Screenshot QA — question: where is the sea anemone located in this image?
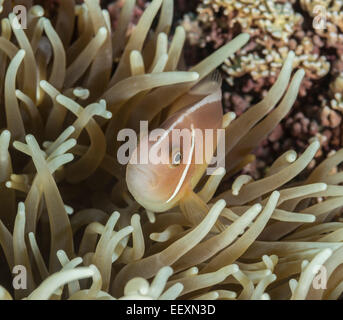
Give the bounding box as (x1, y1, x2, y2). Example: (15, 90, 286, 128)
(0, 0, 342, 301)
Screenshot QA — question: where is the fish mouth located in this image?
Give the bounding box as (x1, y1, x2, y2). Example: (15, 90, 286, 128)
(127, 164, 159, 190)
(126, 163, 166, 210)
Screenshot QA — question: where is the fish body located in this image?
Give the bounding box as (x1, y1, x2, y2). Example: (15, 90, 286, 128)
(126, 76, 223, 213)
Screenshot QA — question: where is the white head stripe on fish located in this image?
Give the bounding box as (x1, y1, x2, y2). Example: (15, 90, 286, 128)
(166, 124, 196, 203)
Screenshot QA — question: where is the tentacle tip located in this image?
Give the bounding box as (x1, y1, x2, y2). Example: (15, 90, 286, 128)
(18, 201, 25, 213)
(176, 25, 185, 32)
(216, 167, 226, 176)
(39, 80, 48, 88)
(131, 50, 140, 56)
(310, 139, 320, 150)
(132, 213, 140, 221)
(112, 211, 121, 219)
(286, 152, 297, 162)
(25, 134, 35, 143)
(98, 27, 108, 37)
(255, 203, 263, 211)
(229, 112, 236, 119)
(163, 266, 173, 275)
(31, 5, 45, 15)
(271, 190, 280, 199)
(56, 249, 65, 256)
(65, 126, 76, 136)
(99, 99, 107, 106)
(240, 33, 250, 43)
(1, 129, 11, 139)
(217, 199, 227, 208)
(230, 264, 239, 273)
(17, 49, 26, 59)
(104, 111, 112, 119)
(308, 215, 316, 223)
(65, 205, 74, 215)
(287, 50, 295, 59)
(321, 183, 328, 191)
(149, 233, 156, 241)
(190, 72, 200, 81)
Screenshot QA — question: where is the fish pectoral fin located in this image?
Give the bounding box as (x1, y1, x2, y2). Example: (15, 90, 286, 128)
(190, 70, 223, 96)
(180, 190, 225, 232)
(180, 190, 207, 226)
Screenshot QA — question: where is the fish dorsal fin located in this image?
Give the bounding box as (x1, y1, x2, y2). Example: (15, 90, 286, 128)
(190, 70, 222, 96)
(165, 70, 222, 120)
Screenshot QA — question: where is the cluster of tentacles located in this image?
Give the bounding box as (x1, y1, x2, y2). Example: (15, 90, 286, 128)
(0, 0, 342, 300)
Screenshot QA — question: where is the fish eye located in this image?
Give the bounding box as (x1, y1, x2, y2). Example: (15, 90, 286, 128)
(170, 150, 182, 167)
